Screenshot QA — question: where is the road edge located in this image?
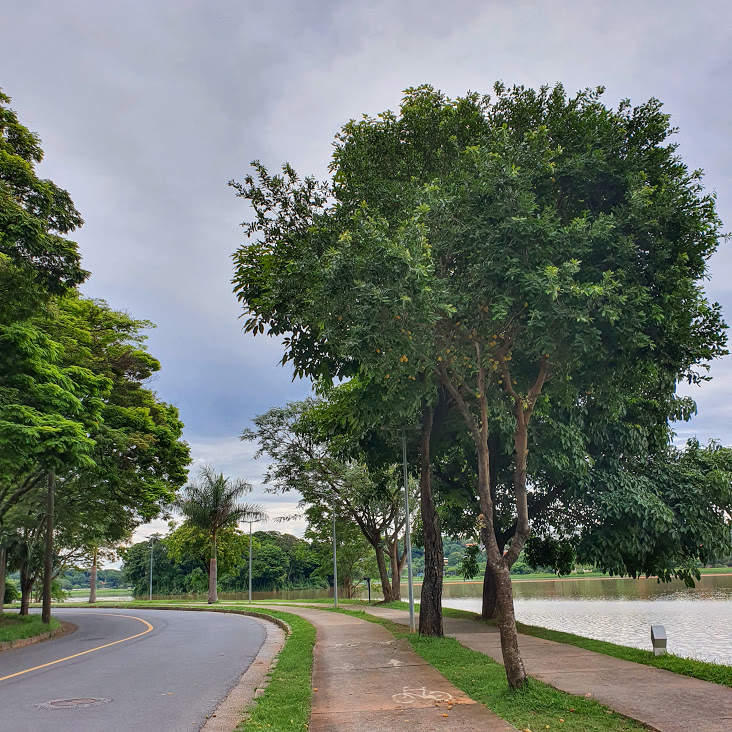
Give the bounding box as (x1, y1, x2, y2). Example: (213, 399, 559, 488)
(202, 614, 287, 731)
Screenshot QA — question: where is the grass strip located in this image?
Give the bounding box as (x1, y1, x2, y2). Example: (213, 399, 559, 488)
(229, 608, 315, 732)
(280, 598, 731, 687)
(0, 614, 61, 643)
(514, 621, 732, 688)
(327, 607, 645, 732)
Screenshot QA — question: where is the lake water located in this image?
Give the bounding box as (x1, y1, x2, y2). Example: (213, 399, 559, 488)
(423, 574, 732, 665)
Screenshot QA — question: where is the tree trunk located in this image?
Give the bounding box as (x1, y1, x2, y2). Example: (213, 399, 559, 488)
(208, 530, 218, 603)
(375, 544, 396, 602)
(89, 546, 97, 603)
(42, 471, 54, 625)
(418, 408, 443, 637)
(19, 565, 32, 616)
(477, 437, 526, 689)
(0, 546, 6, 616)
(490, 558, 527, 689)
(388, 536, 403, 601)
(481, 566, 498, 619)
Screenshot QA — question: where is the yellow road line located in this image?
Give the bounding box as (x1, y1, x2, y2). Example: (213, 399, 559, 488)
(0, 612, 154, 683)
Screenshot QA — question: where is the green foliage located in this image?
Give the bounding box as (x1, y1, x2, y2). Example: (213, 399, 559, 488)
(0, 89, 87, 295)
(177, 466, 265, 537)
(525, 535, 577, 575)
(166, 523, 248, 578)
(4, 578, 19, 603)
(459, 544, 481, 580)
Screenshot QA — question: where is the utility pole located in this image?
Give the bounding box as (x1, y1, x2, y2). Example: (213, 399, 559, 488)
(332, 508, 338, 608)
(149, 535, 155, 601)
(402, 429, 415, 632)
(248, 520, 253, 604)
(42, 471, 55, 625)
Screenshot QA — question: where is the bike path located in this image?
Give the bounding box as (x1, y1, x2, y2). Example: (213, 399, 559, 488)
(258, 604, 516, 732)
(351, 604, 732, 732)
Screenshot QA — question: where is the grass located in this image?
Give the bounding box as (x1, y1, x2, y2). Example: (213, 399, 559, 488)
(66, 588, 133, 597)
(515, 621, 732, 688)
(329, 607, 645, 732)
(230, 608, 315, 732)
(0, 613, 61, 643)
(265, 598, 732, 687)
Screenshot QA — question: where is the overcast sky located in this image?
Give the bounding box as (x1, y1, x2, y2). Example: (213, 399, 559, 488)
(2, 1, 731, 553)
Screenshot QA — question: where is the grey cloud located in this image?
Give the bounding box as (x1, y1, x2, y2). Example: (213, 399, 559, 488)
(2, 0, 731, 546)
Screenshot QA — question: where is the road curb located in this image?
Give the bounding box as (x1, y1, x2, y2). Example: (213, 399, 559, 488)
(202, 614, 287, 731)
(0, 620, 76, 652)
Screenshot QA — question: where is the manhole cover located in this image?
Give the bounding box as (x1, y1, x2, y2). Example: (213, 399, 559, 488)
(37, 697, 111, 709)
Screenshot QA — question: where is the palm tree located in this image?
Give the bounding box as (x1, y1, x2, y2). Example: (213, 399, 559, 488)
(177, 465, 267, 603)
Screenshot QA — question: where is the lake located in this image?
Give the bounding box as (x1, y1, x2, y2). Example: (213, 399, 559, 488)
(418, 573, 732, 665)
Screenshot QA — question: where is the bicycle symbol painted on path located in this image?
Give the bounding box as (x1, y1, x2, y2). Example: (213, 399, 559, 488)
(392, 687, 453, 704)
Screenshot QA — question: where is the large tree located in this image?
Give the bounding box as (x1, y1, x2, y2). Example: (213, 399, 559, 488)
(232, 84, 727, 688)
(242, 397, 413, 601)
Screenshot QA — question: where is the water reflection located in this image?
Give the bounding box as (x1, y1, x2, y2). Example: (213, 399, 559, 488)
(425, 574, 732, 665)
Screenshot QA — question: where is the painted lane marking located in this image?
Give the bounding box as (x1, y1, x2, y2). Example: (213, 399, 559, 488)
(0, 613, 154, 683)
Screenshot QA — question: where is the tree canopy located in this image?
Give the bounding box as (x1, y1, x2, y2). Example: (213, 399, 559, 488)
(232, 82, 729, 688)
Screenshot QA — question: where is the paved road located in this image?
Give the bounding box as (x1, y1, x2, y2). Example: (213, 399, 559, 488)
(0, 608, 265, 732)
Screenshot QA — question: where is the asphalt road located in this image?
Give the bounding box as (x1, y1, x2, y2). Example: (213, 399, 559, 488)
(0, 608, 266, 732)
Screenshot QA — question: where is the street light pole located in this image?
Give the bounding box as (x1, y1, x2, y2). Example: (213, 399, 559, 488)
(332, 508, 338, 608)
(149, 536, 155, 601)
(402, 429, 416, 632)
(248, 520, 253, 604)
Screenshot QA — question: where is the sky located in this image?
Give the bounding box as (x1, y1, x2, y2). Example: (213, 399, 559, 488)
(2, 1, 731, 555)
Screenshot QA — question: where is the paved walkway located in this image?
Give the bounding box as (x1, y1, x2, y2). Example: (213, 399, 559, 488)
(352, 605, 732, 732)
(259, 605, 515, 732)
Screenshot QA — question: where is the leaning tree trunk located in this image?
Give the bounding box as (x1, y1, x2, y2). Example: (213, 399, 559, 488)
(208, 529, 218, 603)
(375, 544, 397, 602)
(89, 546, 98, 603)
(418, 408, 443, 637)
(42, 471, 54, 624)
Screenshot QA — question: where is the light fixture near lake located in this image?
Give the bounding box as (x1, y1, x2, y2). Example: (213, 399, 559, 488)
(651, 625, 667, 656)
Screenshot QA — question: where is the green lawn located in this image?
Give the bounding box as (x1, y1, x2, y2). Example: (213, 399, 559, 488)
(0, 614, 61, 643)
(66, 588, 133, 597)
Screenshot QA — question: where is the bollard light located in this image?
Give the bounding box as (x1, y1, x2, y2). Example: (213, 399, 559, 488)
(651, 625, 667, 656)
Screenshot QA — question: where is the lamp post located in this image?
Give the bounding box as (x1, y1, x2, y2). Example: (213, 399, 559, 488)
(401, 429, 416, 633)
(148, 535, 156, 601)
(248, 520, 253, 604)
(332, 508, 338, 608)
